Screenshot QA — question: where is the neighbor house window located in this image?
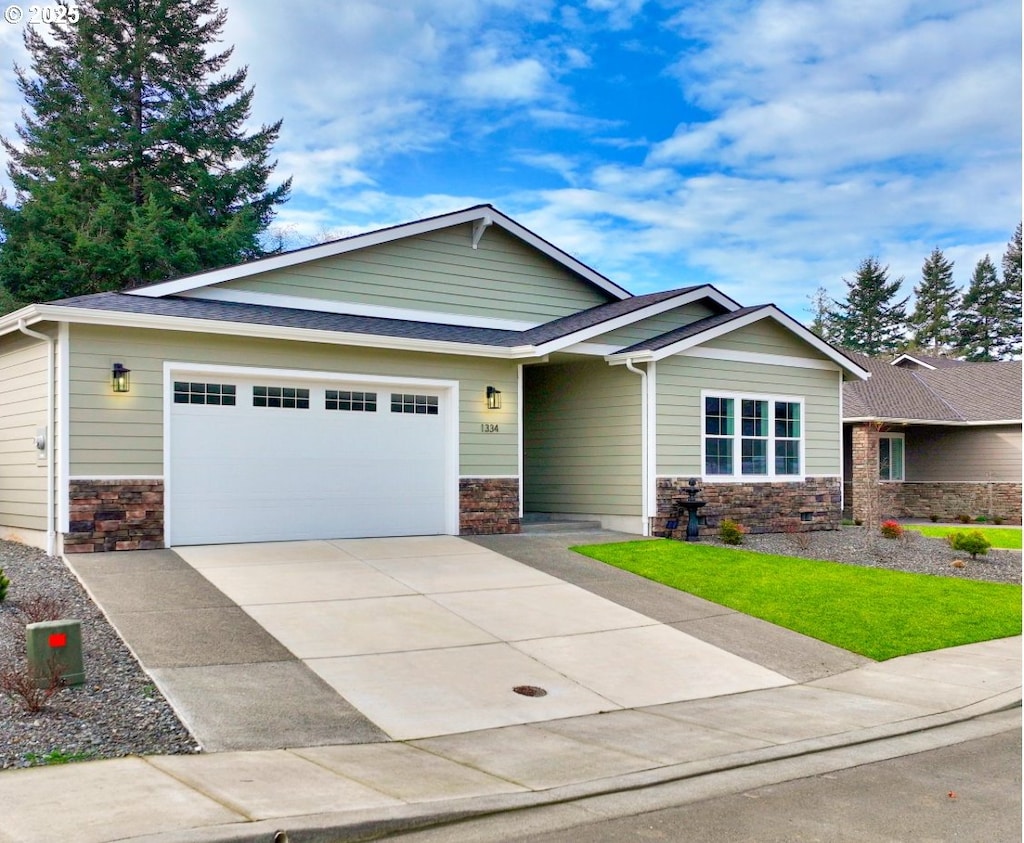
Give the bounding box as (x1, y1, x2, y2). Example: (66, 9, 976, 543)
(878, 433, 905, 481)
(703, 392, 804, 479)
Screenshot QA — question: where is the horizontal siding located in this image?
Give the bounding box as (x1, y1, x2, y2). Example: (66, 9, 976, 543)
(597, 301, 718, 346)
(0, 333, 49, 529)
(907, 424, 1022, 483)
(657, 356, 842, 477)
(702, 318, 825, 358)
(218, 225, 612, 322)
(524, 360, 641, 515)
(68, 325, 518, 477)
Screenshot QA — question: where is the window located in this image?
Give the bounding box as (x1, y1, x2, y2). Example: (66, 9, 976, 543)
(253, 385, 310, 409)
(879, 433, 904, 481)
(703, 392, 803, 479)
(174, 381, 236, 406)
(326, 390, 377, 412)
(391, 393, 438, 415)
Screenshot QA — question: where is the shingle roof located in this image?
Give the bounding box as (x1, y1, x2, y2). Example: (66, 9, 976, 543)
(50, 286, 717, 350)
(844, 351, 1022, 422)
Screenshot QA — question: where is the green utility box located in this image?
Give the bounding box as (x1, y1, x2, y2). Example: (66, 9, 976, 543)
(26, 620, 85, 688)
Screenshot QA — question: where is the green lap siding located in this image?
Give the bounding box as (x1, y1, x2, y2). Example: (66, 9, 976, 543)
(657, 355, 843, 477)
(217, 225, 613, 323)
(524, 360, 642, 516)
(67, 325, 518, 477)
(0, 332, 50, 530)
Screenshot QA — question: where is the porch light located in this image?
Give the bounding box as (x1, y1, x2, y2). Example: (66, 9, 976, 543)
(486, 385, 501, 410)
(111, 363, 131, 393)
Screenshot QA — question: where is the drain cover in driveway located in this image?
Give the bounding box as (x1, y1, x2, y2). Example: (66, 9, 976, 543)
(513, 685, 548, 697)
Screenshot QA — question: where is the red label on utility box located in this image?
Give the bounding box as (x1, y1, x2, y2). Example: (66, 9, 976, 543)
(48, 633, 68, 648)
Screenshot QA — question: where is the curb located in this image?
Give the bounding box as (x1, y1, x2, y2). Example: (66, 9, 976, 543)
(122, 688, 1021, 843)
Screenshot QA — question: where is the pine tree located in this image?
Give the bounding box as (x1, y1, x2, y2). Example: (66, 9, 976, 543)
(957, 254, 1020, 361)
(829, 257, 909, 356)
(0, 0, 290, 303)
(908, 248, 959, 354)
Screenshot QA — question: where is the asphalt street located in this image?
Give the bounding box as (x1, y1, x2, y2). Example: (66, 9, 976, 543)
(387, 713, 1021, 843)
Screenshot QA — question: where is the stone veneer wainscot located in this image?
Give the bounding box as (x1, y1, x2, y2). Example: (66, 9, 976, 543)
(66, 479, 165, 553)
(459, 478, 521, 535)
(658, 477, 841, 534)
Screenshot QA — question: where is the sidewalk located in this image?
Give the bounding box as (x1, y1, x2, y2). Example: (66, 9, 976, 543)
(0, 635, 1018, 843)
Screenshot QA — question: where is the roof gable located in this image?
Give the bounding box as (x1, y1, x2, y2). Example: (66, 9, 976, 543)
(128, 206, 630, 312)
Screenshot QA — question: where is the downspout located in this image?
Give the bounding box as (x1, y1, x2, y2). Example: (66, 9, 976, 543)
(17, 320, 56, 556)
(624, 359, 651, 536)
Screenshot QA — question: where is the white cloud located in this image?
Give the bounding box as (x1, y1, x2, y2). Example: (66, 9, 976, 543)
(457, 48, 552, 102)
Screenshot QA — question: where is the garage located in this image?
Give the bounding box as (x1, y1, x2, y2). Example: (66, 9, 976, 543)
(167, 369, 454, 545)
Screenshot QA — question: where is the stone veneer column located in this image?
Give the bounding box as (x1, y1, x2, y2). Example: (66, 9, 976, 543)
(459, 478, 521, 535)
(850, 423, 880, 526)
(65, 479, 164, 552)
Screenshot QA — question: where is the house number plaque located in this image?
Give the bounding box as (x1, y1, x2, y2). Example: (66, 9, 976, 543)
(480, 423, 500, 433)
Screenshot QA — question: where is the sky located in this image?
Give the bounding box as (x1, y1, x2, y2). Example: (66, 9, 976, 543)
(0, 0, 1020, 323)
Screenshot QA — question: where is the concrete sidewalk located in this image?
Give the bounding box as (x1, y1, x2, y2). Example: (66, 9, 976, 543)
(0, 637, 1018, 843)
(0, 530, 1019, 842)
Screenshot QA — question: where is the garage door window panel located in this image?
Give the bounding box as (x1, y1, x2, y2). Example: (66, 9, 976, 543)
(173, 381, 237, 406)
(253, 385, 310, 409)
(326, 390, 377, 412)
(391, 393, 439, 415)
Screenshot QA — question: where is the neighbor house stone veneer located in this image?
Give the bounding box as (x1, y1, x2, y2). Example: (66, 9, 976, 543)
(657, 476, 841, 534)
(65, 479, 165, 552)
(459, 478, 521, 535)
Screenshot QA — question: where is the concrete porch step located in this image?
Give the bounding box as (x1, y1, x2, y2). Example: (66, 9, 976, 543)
(521, 515, 603, 534)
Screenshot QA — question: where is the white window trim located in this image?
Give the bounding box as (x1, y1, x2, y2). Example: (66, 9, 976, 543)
(878, 432, 906, 482)
(700, 389, 806, 482)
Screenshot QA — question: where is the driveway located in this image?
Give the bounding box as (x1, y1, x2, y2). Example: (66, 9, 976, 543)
(73, 535, 797, 750)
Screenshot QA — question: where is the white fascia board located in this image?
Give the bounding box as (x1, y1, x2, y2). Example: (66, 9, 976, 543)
(608, 306, 871, 380)
(126, 205, 631, 302)
(181, 287, 541, 331)
(22, 305, 522, 359)
(843, 416, 1022, 426)
(531, 285, 737, 357)
(0, 304, 45, 338)
(891, 353, 937, 370)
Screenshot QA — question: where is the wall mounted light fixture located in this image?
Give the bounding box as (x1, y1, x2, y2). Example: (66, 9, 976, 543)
(486, 385, 501, 410)
(111, 363, 131, 393)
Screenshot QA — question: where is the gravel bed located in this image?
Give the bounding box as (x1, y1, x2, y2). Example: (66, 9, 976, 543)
(735, 526, 1021, 585)
(0, 540, 198, 769)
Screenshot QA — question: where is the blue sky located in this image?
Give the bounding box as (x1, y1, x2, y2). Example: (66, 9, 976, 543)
(0, 0, 1020, 322)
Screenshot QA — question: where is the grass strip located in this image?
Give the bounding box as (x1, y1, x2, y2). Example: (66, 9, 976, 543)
(572, 540, 1021, 661)
(904, 525, 1022, 549)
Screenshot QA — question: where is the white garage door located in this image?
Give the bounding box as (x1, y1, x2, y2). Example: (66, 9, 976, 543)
(168, 373, 450, 545)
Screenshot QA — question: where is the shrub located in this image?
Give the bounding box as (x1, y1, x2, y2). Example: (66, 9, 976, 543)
(975, 515, 988, 523)
(947, 530, 992, 559)
(957, 513, 971, 524)
(0, 568, 8, 603)
(718, 518, 747, 545)
(0, 656, 65, 713)
(879, 519, 904, 539)
(929, 514, 939, 523)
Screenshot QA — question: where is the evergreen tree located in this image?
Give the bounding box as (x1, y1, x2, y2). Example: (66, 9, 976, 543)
(0, 0, 290, 303)
(957, 254, 1020, 361)
(829, 257, 909, 356)
(1003, 223, 1022, 291)
(807, 286, 839, 342)
(908, 247, 959, 354)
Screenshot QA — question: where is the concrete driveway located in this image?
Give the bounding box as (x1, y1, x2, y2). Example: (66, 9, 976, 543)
(169, 536, 792, 742)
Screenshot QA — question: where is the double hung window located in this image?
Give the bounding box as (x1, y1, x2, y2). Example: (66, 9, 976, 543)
(878, 433, 905, 481)
(703, 392, 803, 479)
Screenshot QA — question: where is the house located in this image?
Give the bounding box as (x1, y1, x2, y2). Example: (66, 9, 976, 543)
(842, 351, 1022, 524)
(0, 205, 869, 554)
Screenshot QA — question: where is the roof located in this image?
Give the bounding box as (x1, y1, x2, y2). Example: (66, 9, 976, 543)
(843, 351, 1022, 423)
(125, 204, 632, 302)
(890, 353, 969, 370)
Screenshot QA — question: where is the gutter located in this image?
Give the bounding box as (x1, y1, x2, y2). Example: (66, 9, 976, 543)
(17, 319, 56, 556)
(624, 358, 652, 537)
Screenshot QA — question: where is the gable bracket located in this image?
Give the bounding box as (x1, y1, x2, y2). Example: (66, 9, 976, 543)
(472, 215, 493, 249)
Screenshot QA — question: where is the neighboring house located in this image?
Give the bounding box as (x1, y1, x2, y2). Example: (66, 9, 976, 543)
(842, 351, 1023, 525)
(0, 205, 869, 554)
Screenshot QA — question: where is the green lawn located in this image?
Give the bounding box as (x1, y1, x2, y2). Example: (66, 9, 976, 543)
(572, 540, 1022, 661)
(905, 525, 1022, 550)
